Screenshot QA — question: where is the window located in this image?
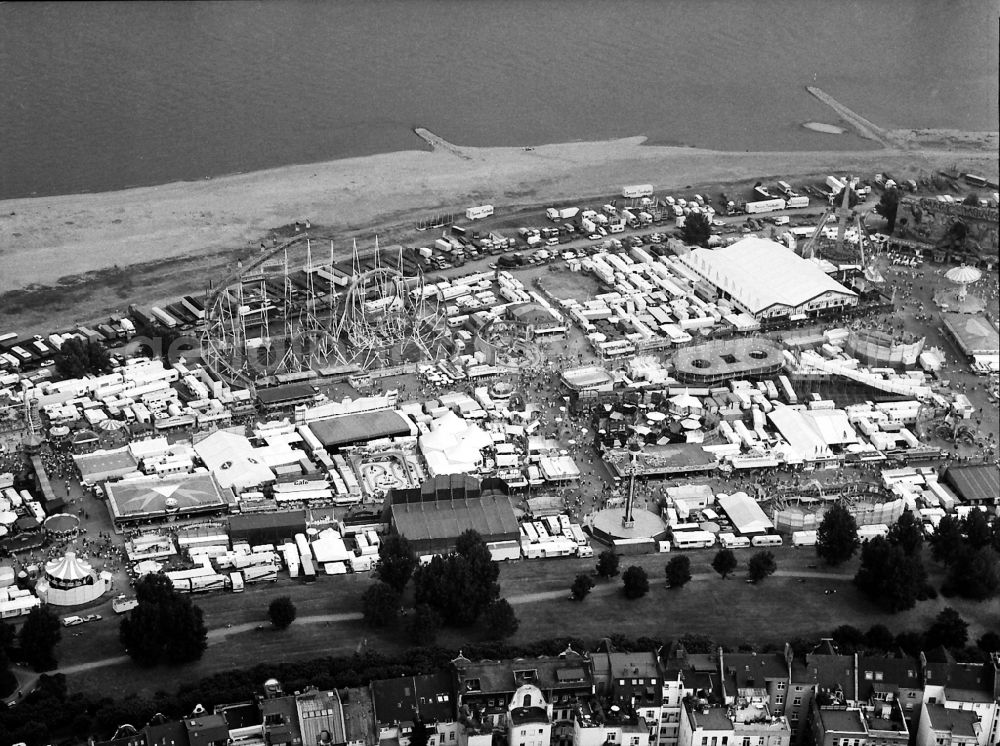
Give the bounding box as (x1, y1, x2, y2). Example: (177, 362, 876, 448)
(907, 692, 915, 698)
(865, 672, 873, 681)
(791, 714, 799, 723)
(450, 734, 455, 742)
(793, 698, 801, 706)
(520, 731, 526, 736)
(777, 682, 786, 691)
(776, 696, 784, 706)
(620, 680, 627, 686)
(874, 672, 883, 682)
(702, 738, 708, 745)
(743, 738, 751, 746)
(634, 679, 640, 685)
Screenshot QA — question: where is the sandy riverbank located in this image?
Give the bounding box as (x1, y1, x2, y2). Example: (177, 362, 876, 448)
(3, 133, 998, 294)
(0, 130, 996, 339)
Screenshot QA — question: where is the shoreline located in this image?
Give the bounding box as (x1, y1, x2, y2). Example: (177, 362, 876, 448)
(0, 128, 997, 335)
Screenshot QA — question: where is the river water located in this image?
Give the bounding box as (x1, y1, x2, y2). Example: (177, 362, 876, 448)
(0, 0, 996, 199)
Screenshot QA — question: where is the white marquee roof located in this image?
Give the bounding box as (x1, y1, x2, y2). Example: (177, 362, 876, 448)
(681, 237, 856, 315)
(45, 552, 95, 583)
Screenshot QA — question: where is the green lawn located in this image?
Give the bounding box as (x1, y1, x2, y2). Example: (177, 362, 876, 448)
(59, 545, 1000, 699)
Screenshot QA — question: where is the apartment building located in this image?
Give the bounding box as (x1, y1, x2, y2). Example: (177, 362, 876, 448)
(917, 705, 982, 746)
(920, 651, 1000, 746)
(593, 650, 663, 745)
(660, 645, 718, 746)
(452, 647, 596, 735)
(678, 695, 791, 746)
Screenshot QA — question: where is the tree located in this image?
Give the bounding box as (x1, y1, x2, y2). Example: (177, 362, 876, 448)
(854, 537, 926, 612)
(747, 551, 777, 582)
(19, 606, 61, 672)
(887, 511, 923, 556)
(53, 337, 111, 379)
(977, 631, 1000, 653)
(406, 604, 442, 646)
(268, 596, 297, 630)
(596, 550, 620, 578)
(412, 530, 500, 627)
(362, 582, 400, 628)
(963, 510, 992, 550)
(894, 630, 925, 657)
(0, 619, 15, 671)
(864, 624, 895, 652)
(410, 716, 430, 746)
(991, 519, 1000, 553)
(962, 192, 980, 206)
(622, 566, 650, 599)
(816, 503, 859, 566)
(943, 547, 1000, 600)
(831, 187, 861, 209)
(711, 549, 737, 579)
(831, 625, 865, 653)
(877, 187, 900, 232)
(373, 534, 418, 593)
(120, 575, 207, 666)
(681, 211, 711, 248)
(930, 515, 965, 565)
(570, 573, 595, 601)
(924, 607, 969, 650)
(482, 598, 519, 638)
(665, 555, 692, 588)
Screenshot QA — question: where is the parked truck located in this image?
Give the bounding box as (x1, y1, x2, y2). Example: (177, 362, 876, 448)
(786, 195, 809, 209)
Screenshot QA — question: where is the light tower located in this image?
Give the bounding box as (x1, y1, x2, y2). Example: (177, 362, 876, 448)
(622, 439, 643, 529)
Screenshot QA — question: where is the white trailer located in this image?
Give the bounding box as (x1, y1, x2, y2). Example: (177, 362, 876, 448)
(150, 307, 179, 328)
(786, 196, 809, 208)
(242, 564, 278, 583)
(622, 184, 654, 199)
(857, 524, 890, 542)
(718, 532, 751, 549)
(671, 530, 716, 549)
(465, 204, 494, 220)
(791, 530, 818, 547)
(745, 198, 787, 214)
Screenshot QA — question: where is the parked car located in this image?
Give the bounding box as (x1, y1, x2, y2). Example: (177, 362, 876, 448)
(62, 616, 84, 627)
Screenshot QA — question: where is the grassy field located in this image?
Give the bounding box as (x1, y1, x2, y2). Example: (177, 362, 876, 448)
(56, 544, 1000, 700)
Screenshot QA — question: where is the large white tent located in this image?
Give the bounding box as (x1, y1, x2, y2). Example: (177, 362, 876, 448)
(193, 430, 278, 491)
(717, 492, 774, 535)
(680, 237, 857, 319)
(419, 411, 492, 477)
